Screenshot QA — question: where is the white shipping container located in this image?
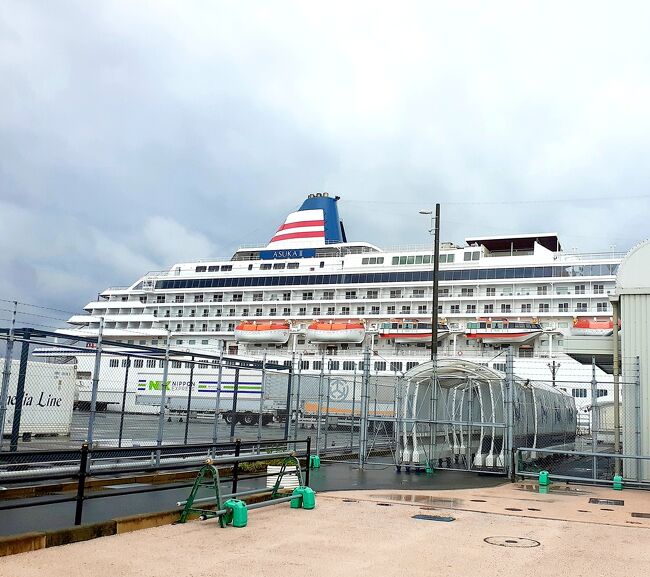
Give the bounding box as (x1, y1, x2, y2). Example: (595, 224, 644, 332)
(1, 359, 75, 436)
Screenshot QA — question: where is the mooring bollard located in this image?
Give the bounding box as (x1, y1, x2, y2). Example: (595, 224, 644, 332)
(538, 470, 550, 487)
(613, 475, 623, 491)
(309, 455, 321, 469)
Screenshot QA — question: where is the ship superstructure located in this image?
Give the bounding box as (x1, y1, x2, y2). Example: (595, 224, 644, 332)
(60, 193, 622, 406)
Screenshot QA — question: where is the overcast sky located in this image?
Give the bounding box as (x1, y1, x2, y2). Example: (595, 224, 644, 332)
(1, 1, 650, 324)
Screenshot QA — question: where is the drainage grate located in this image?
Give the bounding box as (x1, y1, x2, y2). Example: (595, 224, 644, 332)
(589, 498, 624, 506)
(484, 536, 540, 548)
(376, 503, 392, 507)
(505, 507, 523, 511)
(342, 499, 358, 503)
(412, 514, 455, 522)
(470, 499, 486, 502)
(631, 512, 650, 518)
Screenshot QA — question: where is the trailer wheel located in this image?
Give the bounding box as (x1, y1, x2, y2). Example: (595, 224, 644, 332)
(223, 412, 235, 425)
(240, 413, 257, 426)
(262, 415, 274, 426)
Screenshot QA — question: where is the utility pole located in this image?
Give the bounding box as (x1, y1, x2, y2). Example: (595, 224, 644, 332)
(0, 301, 17, 451)
(547, 360, 561, 388)
(419, 203, 441, 361)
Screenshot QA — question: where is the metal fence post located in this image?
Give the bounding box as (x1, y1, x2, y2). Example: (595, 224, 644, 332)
(211, 351, 224, 452)
(293, 354, 302, 444)
(350, 367, 357, 451)
(323, 362, 332, 452)
(305, 436, 312, 487)
(87, 318, 104, 447)
(0, 301, 17, 451)
(257, 354, 267, 452)
(283, 361, 293, 441)
(232, 438, 241, 494)
(10, 329, 31, 452)
(590, 356, 598, 481)
(155, 330, 171, 467)
(359, 345, 370, 467)
(74, 443, 89, 525)
(315, 353, 324, 457)
(118, 355, 130, 448)
(635, 356, 641, 481)
(183, 355, 195, 444)
(229, 368, 240, 442)
(505, 346, 515, 479)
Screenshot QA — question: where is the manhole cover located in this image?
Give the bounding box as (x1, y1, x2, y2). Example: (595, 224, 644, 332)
(484, 536, 540, 548)
(412, 514, 455, 522)
(589, 498, 624, 506)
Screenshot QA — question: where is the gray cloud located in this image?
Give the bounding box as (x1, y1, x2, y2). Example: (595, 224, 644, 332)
(1, 1, 649, 320)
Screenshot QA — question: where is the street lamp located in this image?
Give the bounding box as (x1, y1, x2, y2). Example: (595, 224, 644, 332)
(419, 204, 441, 362)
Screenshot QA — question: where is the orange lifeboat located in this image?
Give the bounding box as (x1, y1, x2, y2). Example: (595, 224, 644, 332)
(571, 317, 616, 336)
(306, 320, 365, 343)
(234, 321, 290, 343)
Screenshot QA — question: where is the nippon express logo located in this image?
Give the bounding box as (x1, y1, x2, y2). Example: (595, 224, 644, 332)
(137, 379, 168, 391)
(137, 380, 194, 392)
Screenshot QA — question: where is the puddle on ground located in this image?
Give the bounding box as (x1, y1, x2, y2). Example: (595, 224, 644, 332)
(517, 483, 589, 495)
(374, 494, 462, 508)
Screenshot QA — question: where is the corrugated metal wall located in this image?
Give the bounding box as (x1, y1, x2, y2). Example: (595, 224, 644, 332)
(621, 293, 649, 480)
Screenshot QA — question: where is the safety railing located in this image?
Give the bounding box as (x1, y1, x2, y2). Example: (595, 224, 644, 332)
(0, 437, 311, 526)
(515, 447, 650, 488)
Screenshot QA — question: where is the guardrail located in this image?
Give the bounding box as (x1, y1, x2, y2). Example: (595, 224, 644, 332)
(515, 446, 650, 487)
(0, 437, 312, 526)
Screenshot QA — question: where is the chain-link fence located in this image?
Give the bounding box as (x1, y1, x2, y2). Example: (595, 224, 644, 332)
(0, 329, 292, 462)
(2, 327, 647, 487)
(517, 355, 647, 485)
(287, 360, 400, 464)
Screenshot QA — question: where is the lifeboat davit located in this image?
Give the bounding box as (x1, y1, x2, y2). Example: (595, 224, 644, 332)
(306, 320, 366, 343)
(465, 319, 543, 344)
(234, 321, 290, 343)
(571, 317, 616, 336)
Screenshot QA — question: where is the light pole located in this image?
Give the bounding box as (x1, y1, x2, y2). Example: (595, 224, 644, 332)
(419, 204, 441, 362)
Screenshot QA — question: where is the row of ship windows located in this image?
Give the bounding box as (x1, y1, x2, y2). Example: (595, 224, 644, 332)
(106, 357, 609, 383)
(108, 301, 611, 320)
(123, 284, 611, 304)
(195, 253, 468, 273)
(158, 264, 619, 290)
(95, 302, 610, 332)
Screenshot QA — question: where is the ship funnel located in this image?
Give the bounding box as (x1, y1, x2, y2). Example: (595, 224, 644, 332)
(266, 193, 343, 249)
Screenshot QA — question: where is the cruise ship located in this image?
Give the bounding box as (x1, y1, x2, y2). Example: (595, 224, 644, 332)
(58, 193, 620, 408)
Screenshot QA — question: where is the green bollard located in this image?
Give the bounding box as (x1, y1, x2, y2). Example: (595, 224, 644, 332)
(539, 470, 550, 487)
(223, 499, 248, 528)
(613, 475, 623, 491)
(291, 486, 306, 508)
(301, 487, 316, 510)
(309, 455, 321, 469)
